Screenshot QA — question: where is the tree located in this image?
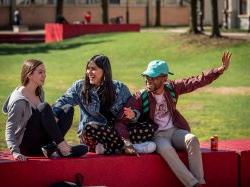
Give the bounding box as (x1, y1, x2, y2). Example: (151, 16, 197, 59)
(189, 0, 200, 33)
(56, 0, 64, 18)
(101, 0, 109, 24)
(198, 0, 204, 32)
(126, 0, 130, 24)
(155, 0, 161, 26)
(222, 0, 229, 29)
(210, 0, 221, 37)
(178, 0, 184, 6)
(146, 0, 150, 27)
(9, 0, 16, 26)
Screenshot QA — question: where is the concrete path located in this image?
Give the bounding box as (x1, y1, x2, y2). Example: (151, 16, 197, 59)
(142, 27, 250, 41)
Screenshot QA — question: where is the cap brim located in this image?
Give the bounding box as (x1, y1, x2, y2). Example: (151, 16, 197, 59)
(141, 70, 159, 78)
(142, 71, 174, 77)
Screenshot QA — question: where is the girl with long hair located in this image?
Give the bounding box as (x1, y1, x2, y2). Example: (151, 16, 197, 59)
(53, 55, 156, 155)
(3, 59, 87, 161)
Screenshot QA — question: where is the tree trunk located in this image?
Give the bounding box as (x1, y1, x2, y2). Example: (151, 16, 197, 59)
(223, 0, 229, 29)
(56, 0, 64, 18)
(9, 0, 16, 26)
(155, 0, 161, 26)
(198, 0, 204, 32)
(178, 0, 184, 6)
(126, 0, 129, 24)
(101, 0, 109, 24)
(189, 0, 200, 34)
(211, 0, 221, 37)
(146, 0, 150, 27)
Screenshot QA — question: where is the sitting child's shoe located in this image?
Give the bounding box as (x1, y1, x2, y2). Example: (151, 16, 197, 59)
(123, 139, 137, 155)
(95, 143, 105, 154)
(41, 143, 58, 158)
(58, 144, 88, 158)
(133, 141, 156, 153)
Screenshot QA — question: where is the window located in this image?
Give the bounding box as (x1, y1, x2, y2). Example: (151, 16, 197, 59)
(110, 0, 120, 4)
(240, 0, 247, 15)
(0, 0, 10, 5)
(85, 0, 99, 4)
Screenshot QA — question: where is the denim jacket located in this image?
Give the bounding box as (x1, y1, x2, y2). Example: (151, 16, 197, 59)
(52, 80, 132, 134)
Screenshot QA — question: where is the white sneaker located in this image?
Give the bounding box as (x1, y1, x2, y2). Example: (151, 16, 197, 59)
(95, 143, 105, 154)
(133, 141, 156, 153)
(50, 151, 60, 158)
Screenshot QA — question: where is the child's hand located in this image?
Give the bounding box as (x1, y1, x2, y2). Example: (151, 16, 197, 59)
(13, 153, 27, 161)
(123, 107, 135, 120)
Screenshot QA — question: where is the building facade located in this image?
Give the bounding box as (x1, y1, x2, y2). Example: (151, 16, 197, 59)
(0, 0, 249, 30)
(0, 0, 190, 28)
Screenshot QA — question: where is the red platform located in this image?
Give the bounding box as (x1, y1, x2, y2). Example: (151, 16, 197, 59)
(0, 33, 44, 44)
(0, 149, 238, 187)
(241, 151, 250, 187)
(201, 139, 250, 187)
(45, 23, 140, 43)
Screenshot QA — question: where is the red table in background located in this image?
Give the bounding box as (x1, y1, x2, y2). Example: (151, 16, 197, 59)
(45, 23, 140, 43)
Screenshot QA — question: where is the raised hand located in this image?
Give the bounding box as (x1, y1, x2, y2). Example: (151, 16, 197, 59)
(218, 51, 232, 73)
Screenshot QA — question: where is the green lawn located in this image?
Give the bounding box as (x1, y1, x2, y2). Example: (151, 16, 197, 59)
(0, 31, 250, 150)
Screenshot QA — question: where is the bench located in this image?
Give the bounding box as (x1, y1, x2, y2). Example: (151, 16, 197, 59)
(12, 25, 29, 33)
(0, 148, 239, 187)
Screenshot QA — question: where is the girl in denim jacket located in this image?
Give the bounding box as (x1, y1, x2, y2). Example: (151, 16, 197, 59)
(53, 55, 156, 154)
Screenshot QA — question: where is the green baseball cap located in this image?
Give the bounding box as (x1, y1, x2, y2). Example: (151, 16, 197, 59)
(142, 60, 174, 78)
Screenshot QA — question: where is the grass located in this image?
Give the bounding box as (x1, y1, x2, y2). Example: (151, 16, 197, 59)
(0, 31, 250, 150)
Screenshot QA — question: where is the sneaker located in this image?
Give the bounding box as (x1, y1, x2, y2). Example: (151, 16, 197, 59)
(123, 139, 137, 155)
(95, 143, 105, 154)
(133, 141, 156, 153)
(58, 144, 88, 158)
(50, 151, 60, 158)
(41, 143, 58, 158)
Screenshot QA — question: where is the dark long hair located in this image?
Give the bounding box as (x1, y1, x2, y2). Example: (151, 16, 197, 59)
(82, 55, 115, 110)
(21, 59, 43, 96)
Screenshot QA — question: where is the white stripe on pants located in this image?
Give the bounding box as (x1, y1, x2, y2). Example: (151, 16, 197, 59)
(154, 127, 205, 187)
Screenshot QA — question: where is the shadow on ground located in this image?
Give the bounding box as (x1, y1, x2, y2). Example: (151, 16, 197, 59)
(0, 39, 112, 55)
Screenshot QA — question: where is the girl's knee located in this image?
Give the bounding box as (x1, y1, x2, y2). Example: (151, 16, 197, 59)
(37, 102, 50, 112)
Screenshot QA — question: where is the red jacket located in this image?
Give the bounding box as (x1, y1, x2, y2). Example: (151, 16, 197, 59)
(133, 68, 224, 132)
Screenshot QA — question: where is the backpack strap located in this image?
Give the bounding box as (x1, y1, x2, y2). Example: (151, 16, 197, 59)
(164, 83, 177, 103)
(140, 83, 176, 114)
(140, 89, 150, 114)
